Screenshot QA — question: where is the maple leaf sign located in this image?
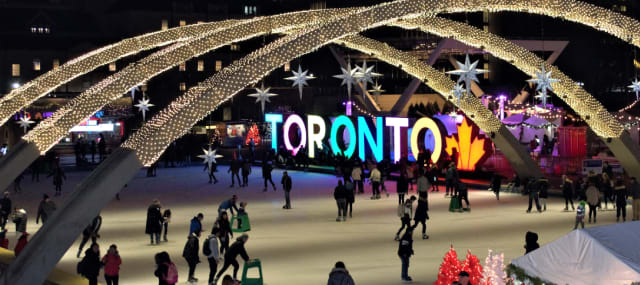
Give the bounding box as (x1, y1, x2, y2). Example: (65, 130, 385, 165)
(445, 118, 492, 171)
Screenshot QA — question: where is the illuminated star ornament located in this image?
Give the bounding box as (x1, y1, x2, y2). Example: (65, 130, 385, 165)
(356, 60, 382, 93)
(130, 84, 142, 102)
(450, 83, 466, 106)
(368, 82, 385, 102)
(198, 146, 222, 170)
(248, 83, 278, 113)
(628, 78, 640, 101)
(16, 116, 34, 133)
(285, 65, 315, 100)
(134, 97, 154, 121)
(333, 61, 359, 99)
(446, 54, 488, 96)
(527, 64, 560, 108)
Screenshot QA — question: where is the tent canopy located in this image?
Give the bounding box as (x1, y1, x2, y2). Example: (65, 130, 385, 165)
(503, 113, 525, 125)
(511, 222, 640, 285)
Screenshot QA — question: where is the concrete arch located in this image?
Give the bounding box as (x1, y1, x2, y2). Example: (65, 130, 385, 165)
(392, 16, 640, 179)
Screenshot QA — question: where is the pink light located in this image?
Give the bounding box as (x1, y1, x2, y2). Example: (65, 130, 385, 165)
(385, 117, 408, 163)
(283, 114, 307, 156)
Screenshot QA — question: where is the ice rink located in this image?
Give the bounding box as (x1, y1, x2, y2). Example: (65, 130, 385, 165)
(8, 165, 624, 284)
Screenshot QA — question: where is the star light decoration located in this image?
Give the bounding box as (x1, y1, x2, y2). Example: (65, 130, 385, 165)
(527, 64, 560, 108)
(198, 146, 222, 170)
(248, 83, 278, 113)
(134, 96, 154, 121)
(355, 60, 382, 93)
(16, 116, 34, 133)
(368, 82, 385, 102)
(333, 61, 359, 99)
(628, 78, 640, 101)
(446, 54, 488, 98)
(130, 84, 142, 102)
(284, 65, 315, 100)
(450, 83, 466, 106)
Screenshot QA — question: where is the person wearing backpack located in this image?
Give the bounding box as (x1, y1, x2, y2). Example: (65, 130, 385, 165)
(79, 243, 102, 285)
(205, 228, 222, 285)
(395, 196, 416, 241)
(101, 244, 122, 285)
(182, 231, 201, 283)
(155, 251, 178, 285)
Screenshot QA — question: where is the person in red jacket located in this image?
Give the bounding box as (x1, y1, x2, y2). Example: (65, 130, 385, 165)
(13, 232, 28, 256)
(101, 244, 122, 285)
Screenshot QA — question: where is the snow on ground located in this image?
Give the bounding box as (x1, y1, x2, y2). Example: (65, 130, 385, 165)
(8, 165, 624, 284)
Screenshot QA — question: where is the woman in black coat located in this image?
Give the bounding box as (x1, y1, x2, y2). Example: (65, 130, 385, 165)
(412, 193, 429, 240)
(212, 212, 233, 255)
(396, 174, 409, 205)
(79, 243, 102, 285)
(146, 200, 163, 244)
(182, 232, 200, 282)
(562, 175, 574, 211)
(397, 227, 414, 282)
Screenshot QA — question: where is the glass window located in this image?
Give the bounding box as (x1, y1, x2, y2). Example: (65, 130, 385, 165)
(33, 59, 40, 71)
(179, 62, 186, 71)
(161, 19, 168, 30)
(215, 60, 222, 71)
(109, 62, 116, 72)
(53, 59, 60, 69)
(179, 20, 186, 27)
(197, 60, 204, 71)
(11, 64, 20, 77)
(483, 63, 489, 79)
(179, 82, 186, 91)
(284, 62, 290, 72)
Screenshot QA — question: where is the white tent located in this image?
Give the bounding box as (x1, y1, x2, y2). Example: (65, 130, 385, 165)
(512, 222, 640, 285)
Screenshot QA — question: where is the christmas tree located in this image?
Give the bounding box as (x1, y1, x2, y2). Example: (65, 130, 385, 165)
(434, 245, 463, 285)
(462, 250, 484, 285)
(480, 249, 507, 285)
(245, 123, 261, 146)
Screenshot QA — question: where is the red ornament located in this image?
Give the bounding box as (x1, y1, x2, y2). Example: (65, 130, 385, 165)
(462, 250, 484, 285)
(434, 245, 463, 285)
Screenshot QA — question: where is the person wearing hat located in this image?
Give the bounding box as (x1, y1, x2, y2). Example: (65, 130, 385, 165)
(574, 201, 586, 229)
(327, 261, 355, 285)
(458, 271, 471, 285)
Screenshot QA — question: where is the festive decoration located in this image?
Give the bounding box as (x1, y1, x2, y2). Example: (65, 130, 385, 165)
(245, 123, 261, 146)
(435, 245, 463, 285)
(445, 118, 492, 171)
(355, 60, 382, 93)
(285, 65, 315, 100)
(497, 95, 507, 120)
(248, 83, 278, 114)
(368, 82, 385, 102)
(527, 64, 559, 108)
(16, 116, 34, 133)
(629, 79, 640, 101)
(333, 61, 359, 100)
(446, 54, 488, 97)
(451, 83, 466, 106)
(481, 250, 507, 285)
(462, 250, 484, 285)
(198, 146, 222, 170)
(130, 84, 142, 102)
(134, 96, 154, 121)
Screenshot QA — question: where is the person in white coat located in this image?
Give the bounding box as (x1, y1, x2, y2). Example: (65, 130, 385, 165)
(206, 228, 222, 285)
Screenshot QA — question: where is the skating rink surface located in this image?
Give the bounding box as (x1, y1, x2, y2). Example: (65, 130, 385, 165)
(9, 166, 625, 284)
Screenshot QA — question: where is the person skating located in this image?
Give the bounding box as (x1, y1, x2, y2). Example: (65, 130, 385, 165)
(102, 244, 122, 285)
(614, 178, 628, 222)
(586, 182, 600, 223)
(78, 243, 102, 285)
(562, 175, 575, 211)
(445, 162, 458, 197)
(370, 165, 381, 199)
(345, 178, 355, 218)
(413, 192, 430, 240)
(205, 160, 218, 184)
(351, 164, 364, 194)
(214, 234, 251, 283)
(526, 179, 542, 213)
(396, 196, 416, 241)
(241, 159, 251, 187)
(36, 194, 56, 225)
(228, 158, 242, 188)
(574, 201, 586, 230)
(218, 195, 239, 216)
(398, 226, 415, 282)
(538, 178, 550, 211)
(334, 180, 347, 222)
(397, 173, 409, 205)
(0, 192, 11, 230)
(146, 200, 163, 244)
(490, 173, 505, 200)
(262, 160, 276, 192)
(205, 228, 222, 285)
(236, 202, 248, 229)
(78, 215, 102, 258)
(213, 212, 233, 255)
(327, 261, 355, 285)
(457, 181, 470, 211)
(182, 231, 201, 283)
(49, 165, 66, 196)
(14, 232, 28, 256)
(379, 159, 390, 197)
(281, 171, 292, 209)
(11, 208, 27, 241)
(631, 177, 640, 221)
(416, 169, 430, 197)
(154, 251, 178, 285)
(189, 213, 204, 236)
(162, 209, 171, 242)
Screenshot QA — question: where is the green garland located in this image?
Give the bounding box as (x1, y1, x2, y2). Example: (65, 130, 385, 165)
(506, 264, 556, 285)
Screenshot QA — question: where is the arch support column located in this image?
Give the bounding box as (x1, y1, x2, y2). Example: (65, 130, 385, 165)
(604, 132, 640, 179)
(491, 126, 542, 179)
(0, 140, 40, 191)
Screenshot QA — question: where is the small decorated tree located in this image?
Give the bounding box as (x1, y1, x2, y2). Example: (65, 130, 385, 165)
(435, 245, 463, 285)
(462, 250, 484, 285)
(481, 249, 507, 285)
(245, 123, 261, 146)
